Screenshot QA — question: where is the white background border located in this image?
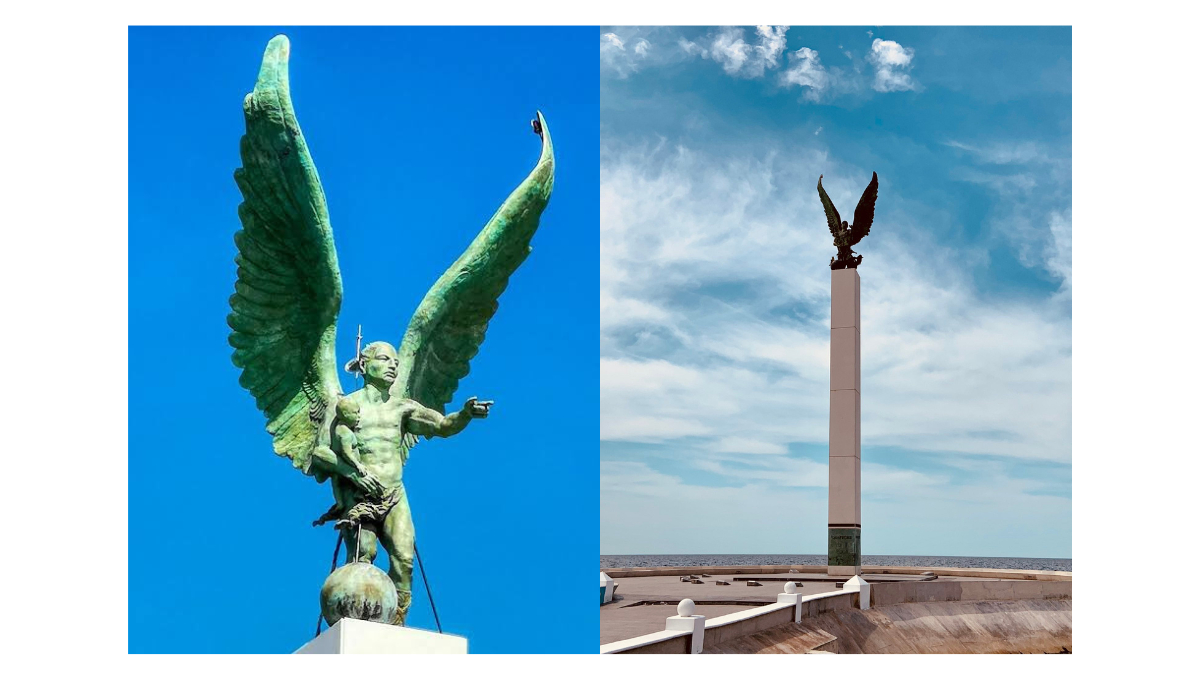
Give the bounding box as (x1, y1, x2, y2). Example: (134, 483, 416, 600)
(1, 0, 1191, 674)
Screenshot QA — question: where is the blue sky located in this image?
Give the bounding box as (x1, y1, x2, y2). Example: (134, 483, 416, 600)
(129, 26, 597, 653)
(600, 27, 1071, 558)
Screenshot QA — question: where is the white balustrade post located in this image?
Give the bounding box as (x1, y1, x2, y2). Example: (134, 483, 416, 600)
(776, 581, 802, 622)
(665, 599, 706, 654)
(844, 575, 871, 610)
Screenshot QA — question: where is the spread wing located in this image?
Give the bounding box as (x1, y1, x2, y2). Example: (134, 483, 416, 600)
(228, 35, 344, 476)
(393, 112, 555, 413)
(848, 171, 878, 246)
(817, 174, 842, 237)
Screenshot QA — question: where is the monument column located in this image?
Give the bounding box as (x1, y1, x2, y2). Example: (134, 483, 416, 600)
(828, 267, 861, 576)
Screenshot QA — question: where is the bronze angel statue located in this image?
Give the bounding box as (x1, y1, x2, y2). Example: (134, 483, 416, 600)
(227, 36, 553, 626)
(818, 171, 878, 269)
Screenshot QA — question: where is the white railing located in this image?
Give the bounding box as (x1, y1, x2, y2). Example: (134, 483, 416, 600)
(600, 578, 871, 654)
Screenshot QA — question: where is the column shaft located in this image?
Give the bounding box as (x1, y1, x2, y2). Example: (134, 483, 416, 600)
(828, 268, 861, 576)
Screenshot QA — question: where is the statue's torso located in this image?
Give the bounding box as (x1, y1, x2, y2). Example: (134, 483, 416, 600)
(343, 391, 416, 488)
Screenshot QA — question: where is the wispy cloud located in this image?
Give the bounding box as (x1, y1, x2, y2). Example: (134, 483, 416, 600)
(867, 38, 919, 92)
(680, 26, 789, 78)
(945, 139, 1072, 293)
(604, 27, 921, 106)
(946, 140, 1049, 165)
(601, 456, 1070, 555)
(600, 31, 650, 79)
(779, 47, 831, 101)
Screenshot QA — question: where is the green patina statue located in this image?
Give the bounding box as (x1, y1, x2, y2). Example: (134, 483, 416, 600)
(227, 35, 554, 626)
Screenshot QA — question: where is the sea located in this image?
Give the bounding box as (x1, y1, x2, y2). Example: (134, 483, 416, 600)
(601, 554, 1072, 572)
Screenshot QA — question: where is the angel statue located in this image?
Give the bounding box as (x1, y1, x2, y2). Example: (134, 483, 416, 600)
(227, 36, 554, 626)
(817, 172, 878, 269)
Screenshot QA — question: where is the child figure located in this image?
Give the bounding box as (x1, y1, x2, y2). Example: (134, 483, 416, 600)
(311, 397, 390, 529)
(333, 397, 367, 479)
(331, 397, 388, 504)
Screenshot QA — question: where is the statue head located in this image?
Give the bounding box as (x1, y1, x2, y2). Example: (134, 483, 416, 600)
(358, 341, 399, 389)
(335, 396, 361, 428)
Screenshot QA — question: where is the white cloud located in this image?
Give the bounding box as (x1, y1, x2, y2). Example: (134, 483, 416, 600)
(684, 26, 789, 79)
(601, 456, 1070, 555)
(947, 140, 1048, 165)
(945, 140, 1072, 292)
(1045, 211, 1072, 292)
(601, 32, 623, 52)
(779, 47, 831, 101)
(867, 38, 918, 92)
(600, 31, 650, 78)
(710, 437, 789, 455)
(814, 126, 823, 136)
(678, 36, 705, 58)
(605, 28, 916, 105)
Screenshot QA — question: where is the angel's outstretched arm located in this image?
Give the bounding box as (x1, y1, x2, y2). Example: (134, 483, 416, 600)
(404, 399, 480, 439)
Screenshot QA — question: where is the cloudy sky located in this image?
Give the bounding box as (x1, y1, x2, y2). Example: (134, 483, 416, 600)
(600, 26, 1071, 558)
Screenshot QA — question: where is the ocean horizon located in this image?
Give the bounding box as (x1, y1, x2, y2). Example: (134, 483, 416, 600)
(601, 554, 1072, 572)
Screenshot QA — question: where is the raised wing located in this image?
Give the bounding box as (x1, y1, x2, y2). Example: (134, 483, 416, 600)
(228, 35, 344, 476)
(817, 174, 842, 237)
(393, 112, 555, 413)
(848, 171, 879, 246)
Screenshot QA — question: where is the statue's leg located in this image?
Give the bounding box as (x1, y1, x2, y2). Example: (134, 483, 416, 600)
(341, 522, 378, 565)
(379, 490, 415, 625)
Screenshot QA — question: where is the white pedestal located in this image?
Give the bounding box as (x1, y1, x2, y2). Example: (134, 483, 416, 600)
(295, 619, 468, 654)
(777, 582, 803, 622)
(844, 575, 871, 610)
(665, 614, 705, 654)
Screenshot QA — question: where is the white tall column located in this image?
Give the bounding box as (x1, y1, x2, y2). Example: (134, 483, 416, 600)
(828, 268, 862, 576)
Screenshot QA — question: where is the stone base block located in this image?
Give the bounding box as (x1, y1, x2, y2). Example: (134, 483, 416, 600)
(295, 618, 468, 654)
(828, 565, 862, 576)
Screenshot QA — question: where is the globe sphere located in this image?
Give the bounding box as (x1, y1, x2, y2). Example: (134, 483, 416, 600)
(320, 562, 398, 626)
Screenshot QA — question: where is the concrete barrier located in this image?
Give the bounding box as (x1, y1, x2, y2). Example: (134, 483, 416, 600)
(870, 579, 1071, 607)
(600, 629, 692, 654)
(603, 581, 858, 654)
(601, 575, 1071, 654)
